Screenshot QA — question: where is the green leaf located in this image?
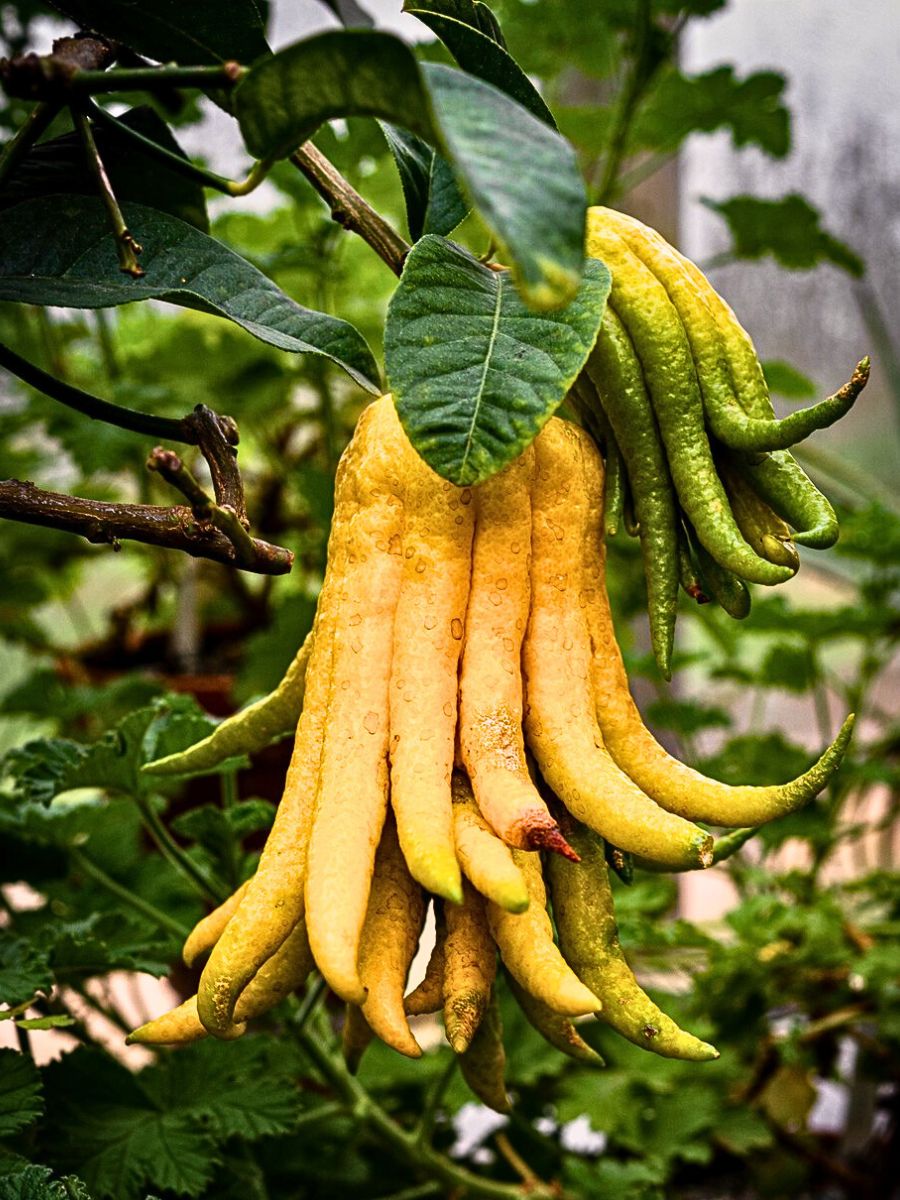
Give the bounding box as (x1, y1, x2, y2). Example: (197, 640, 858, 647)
(0, 939, 53, 1007)
(0, 108, 208, 233)
(0, 1165, 94, 1200)
(758, 642, 818, 693)
(14, 1015, 76, 1031)
(320, 0, 375, 25)
(408, 0, 506, 45)
(42, 1049, 218, 1200)
(645, 697, 730, 738)
(0, 1049, 43, 1137)
(43, 1042, 302, 1200)
(385, 235, 610, 484)
(379, 124, 468, 241)
(0, 196, 380, 393)
(704, 194, 865, 276)
(404, 1, 556, 126)
(631, 66, 790, 157)
(138, 1039, 303, 1140)
(698, 733, 813, 789)
(762, 360, 817, 400)
(140, 695, 247, 777)
(235, 31, 588, 308)
(713, 1106, 774, 1156)
(46, 0, 270, 65)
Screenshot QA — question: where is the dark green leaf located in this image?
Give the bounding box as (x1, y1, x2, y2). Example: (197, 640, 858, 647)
(407, 0, 506, 46)
(834, 504, 900, 564)
(0, 1049, 43, 1137)
(235, 31, 588, 308)
(46, 0, 270, 65)
(704, 194, 865, 276)
(138, 1039, 303, 1140)
(385, 235, 610, 484)
(0, 938, 53, 1007)
(0, 197, 380, 392)
(42, 1049, 218, 1200)
(758, 642, 818, 692)
(646, 697, 730, 738)
(379, 124, 468, 240)
(0, 108, 208, 232)
(631, 66, 790, 157)
(319, 0, 374, 25)
(762, 360, 817, 400)
(405, 1, 556, 126)
(698, 733, 813, 788)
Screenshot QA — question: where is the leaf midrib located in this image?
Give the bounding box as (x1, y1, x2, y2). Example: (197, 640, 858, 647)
(459, 273, 504, 477)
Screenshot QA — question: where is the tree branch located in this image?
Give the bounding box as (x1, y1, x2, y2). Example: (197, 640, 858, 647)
(291, 141, 410, 277)
(0, 479, 293, 574)
(0, 340, 190, 442)
(0, 34, 115, 100)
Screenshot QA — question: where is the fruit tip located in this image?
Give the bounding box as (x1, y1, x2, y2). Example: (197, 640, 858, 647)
(528, 824, 580, 862)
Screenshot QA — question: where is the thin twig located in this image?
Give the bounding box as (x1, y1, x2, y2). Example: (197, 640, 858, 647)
(415, 1055, 458, 1146)
(493, 1133, 543, 1190)
(84, 98, 274, 197)
(1, 53, 242, 101)
(136, 794, 227, 904)
(593, 0, 657, 204)
(291, 141, 410, 277)
(72, 106, 144, 277)
(0, 340, 189, 442)
(0, 480, 293, 573)
(71, 848, 190, 939)
(297, 1012, 555, 1200)
(0, 99, 60, 189)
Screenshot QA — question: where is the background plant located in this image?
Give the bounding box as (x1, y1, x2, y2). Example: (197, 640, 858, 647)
(0, 1, 897, 1198)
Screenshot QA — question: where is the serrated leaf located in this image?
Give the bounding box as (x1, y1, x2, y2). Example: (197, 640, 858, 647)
(704, 194, 865, 276)
(379, 124, 468, 241)
(139, 1039, 302, 1140)
(235, 31, 588, 309)
(0, 1049, 43, 1137)
(42, 1050, 218, 1200)
(0, 1165, 93, 1200)
(0, 197, 380, 393)
(762, 360, 817, 400)
(48, 914, 172, 981)
(140, 695, 246, 777)
(0, 939, 53, 1007)
(385, 235, 610, 484)
(405, 1, 555, 126)
(46, 0, 270, 66)
(0, 108, 208, 233)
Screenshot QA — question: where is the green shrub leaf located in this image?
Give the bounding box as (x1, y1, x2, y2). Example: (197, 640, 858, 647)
(385, 235, 610, 484)
(0, 1050, 44, 1137)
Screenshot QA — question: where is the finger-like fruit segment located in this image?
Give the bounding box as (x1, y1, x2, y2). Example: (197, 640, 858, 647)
(451, 772, 530, 913)
(457, 989, 511, 1114)
(548, 818, 719, 1062)
(487, 848, 601, 1017)
(389, 409, 473, 903)
(443, 882, 496, 1054)
(182, 880, 250, 968)
(525, 420, 713, 869)
(305, 398, 408, 1004)
(460, 447, 573, 856)
(356, 815, 427, 1059)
